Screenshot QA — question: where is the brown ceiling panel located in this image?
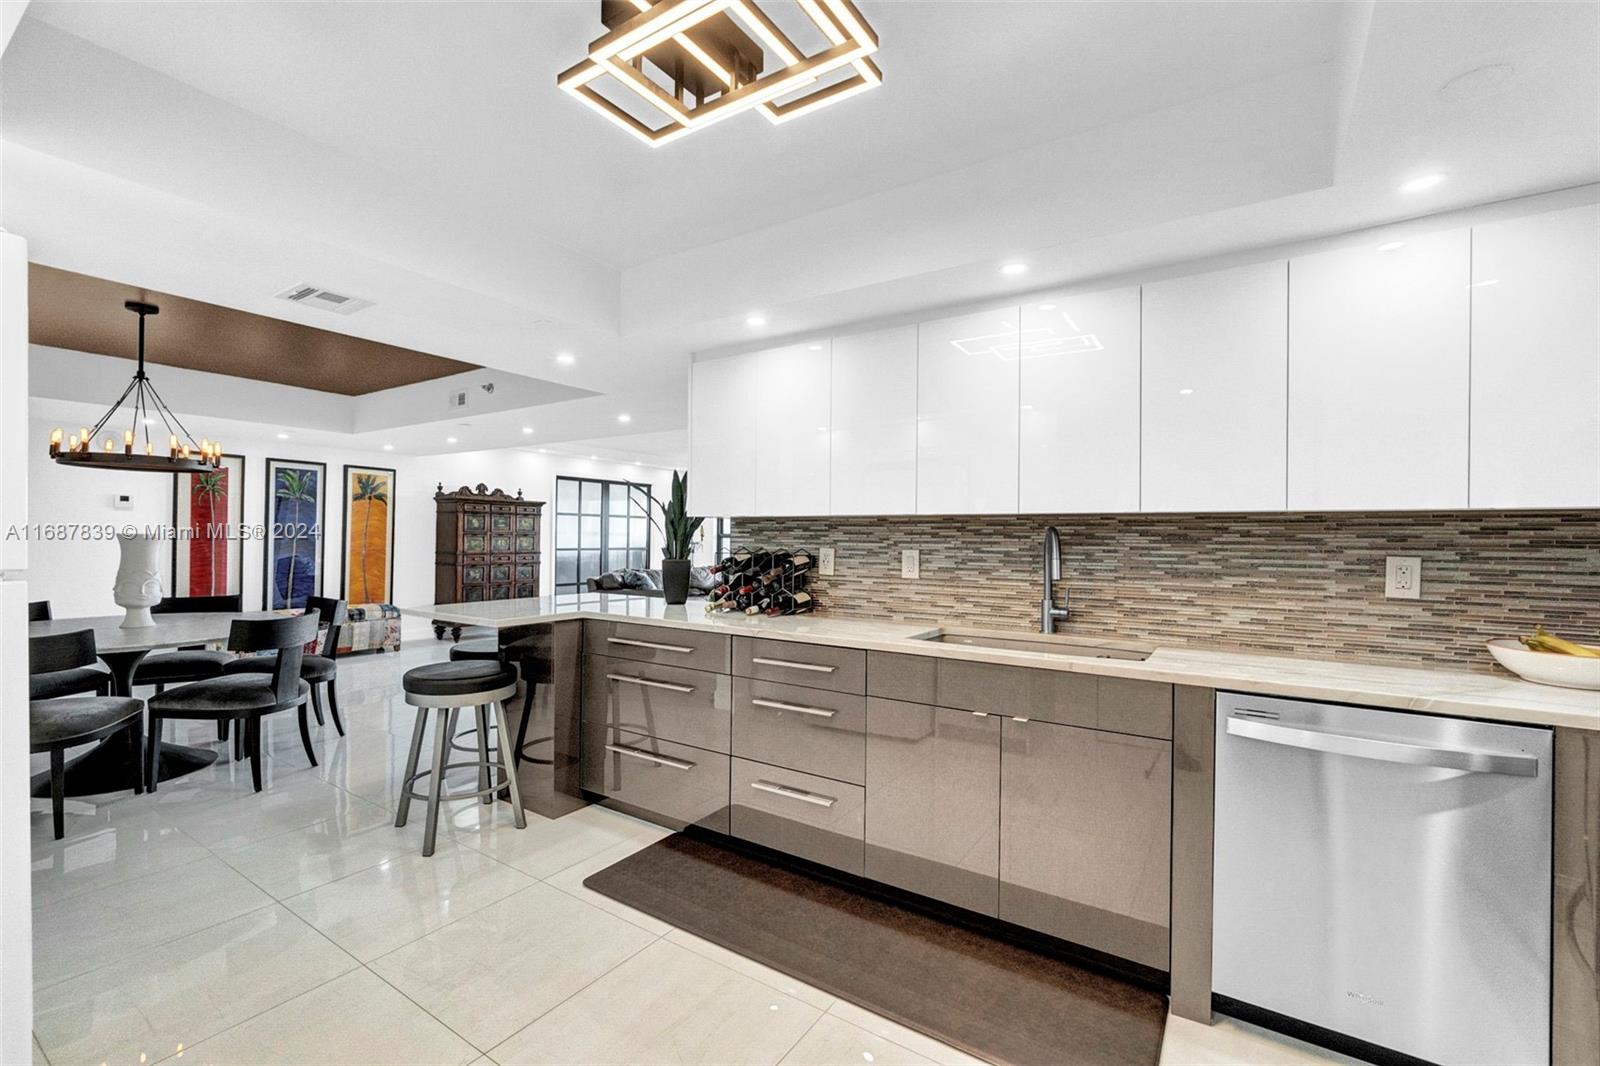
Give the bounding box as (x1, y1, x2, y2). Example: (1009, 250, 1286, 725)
(28, 264, 480, 396)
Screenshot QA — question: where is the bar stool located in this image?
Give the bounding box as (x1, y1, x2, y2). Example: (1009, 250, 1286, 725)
(396, 659, 526, 856)
(447, 638, 553, 767)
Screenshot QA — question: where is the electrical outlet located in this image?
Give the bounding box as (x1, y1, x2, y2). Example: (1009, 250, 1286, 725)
(818, 547, 835, 576)
(900, 549, 920, 579)
(1385, 556, 1421, 599)
(112, 494, 134, 511)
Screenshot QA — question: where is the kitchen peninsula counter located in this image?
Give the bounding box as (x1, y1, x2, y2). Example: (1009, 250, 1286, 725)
(406, 594, 1599, 732)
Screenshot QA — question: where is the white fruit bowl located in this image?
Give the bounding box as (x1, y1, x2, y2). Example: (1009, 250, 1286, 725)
(1487, 639, 1600, 690)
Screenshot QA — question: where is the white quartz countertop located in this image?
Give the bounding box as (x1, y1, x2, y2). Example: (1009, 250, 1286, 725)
(406, 594, 1600, 732)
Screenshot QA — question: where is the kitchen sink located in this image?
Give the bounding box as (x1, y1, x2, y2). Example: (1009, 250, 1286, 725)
(911, 628, 1153, 661)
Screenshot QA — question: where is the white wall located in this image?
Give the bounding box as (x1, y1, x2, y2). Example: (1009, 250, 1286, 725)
(27, 401, 677, 626)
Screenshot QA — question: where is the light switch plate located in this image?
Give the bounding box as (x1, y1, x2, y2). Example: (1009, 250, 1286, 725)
(900, 549, 920, 579)
(1385, 556, 1421, 599)
(818, 547, 835, 576)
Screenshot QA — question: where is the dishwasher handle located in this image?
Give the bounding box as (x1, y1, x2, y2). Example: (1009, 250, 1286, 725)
(1225, 715, 1540, 777)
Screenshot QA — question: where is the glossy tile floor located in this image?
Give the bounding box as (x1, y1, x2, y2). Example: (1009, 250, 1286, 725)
(28, 637, 1361, 1066)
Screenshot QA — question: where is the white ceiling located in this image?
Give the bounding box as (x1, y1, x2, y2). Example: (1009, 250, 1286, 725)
(3, 0, 1597, 454)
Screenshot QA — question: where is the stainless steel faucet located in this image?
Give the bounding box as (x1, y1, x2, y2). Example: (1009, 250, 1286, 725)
(1041, 526, 1070, 634)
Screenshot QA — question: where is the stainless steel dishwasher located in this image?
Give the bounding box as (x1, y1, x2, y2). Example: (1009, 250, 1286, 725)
(1213, 692, 1553, 1065)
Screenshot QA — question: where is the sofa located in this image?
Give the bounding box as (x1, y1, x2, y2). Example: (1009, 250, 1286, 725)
(585, 567, 714, 598)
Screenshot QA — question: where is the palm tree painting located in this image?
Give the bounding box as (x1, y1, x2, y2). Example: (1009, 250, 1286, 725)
(173, 454, 243, 597)
(266, 460, 324, 610)
(343, 466, 394, 603)
(187, 469, 228, 595)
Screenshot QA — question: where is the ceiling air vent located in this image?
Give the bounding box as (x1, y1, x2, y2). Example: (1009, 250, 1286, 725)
(274, 283, 374, 315)
(447, 389, 469, 411)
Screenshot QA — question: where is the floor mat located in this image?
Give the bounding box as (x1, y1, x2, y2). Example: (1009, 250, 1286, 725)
(584, 831, 1167, 1066)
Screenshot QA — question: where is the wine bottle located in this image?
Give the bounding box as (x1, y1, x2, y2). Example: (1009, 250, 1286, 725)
(765, 589, 815, 615)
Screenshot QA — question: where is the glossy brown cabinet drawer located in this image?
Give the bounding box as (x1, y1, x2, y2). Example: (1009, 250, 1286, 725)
(730, 758, 864, 875)
(733, 638, 866, 694)
(582, 654, 730, 752)
(732, 678, 865, 785)
(581, 727, 729, 834)
(867, 652, 1172, 740)
(586, 621, 730, 674)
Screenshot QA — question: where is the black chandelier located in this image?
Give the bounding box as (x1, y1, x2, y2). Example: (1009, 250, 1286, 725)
(47, 300, 220, 473)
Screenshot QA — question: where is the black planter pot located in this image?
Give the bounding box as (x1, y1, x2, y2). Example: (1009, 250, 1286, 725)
(661, 558, 691, 605)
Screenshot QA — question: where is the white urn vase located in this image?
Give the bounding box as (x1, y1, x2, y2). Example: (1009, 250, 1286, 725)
(113, 532, 164, 628)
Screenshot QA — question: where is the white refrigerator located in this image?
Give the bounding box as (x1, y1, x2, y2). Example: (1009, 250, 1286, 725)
(1, 230, 34, 1066)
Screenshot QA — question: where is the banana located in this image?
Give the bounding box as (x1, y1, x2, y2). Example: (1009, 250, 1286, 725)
(1519, 626, 1600, 658)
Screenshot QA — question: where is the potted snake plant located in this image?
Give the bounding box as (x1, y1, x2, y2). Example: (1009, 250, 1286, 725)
(634, 471, 702, 605)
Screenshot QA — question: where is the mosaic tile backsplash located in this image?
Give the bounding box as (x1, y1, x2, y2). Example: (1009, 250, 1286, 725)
(734, 511, 1600, 673)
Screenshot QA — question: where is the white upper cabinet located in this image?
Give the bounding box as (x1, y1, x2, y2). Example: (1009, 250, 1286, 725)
(1288, 229, 1471, 510)
(1019, 286, 1141, 513)
(1469, 204, 1600, 508)
(917, 306, 1021, 514)
(1141, 262, 1288, 512)
(688, 352, 758, 517)
(831, 325, 917, 515)
(753, 342, 831, 516)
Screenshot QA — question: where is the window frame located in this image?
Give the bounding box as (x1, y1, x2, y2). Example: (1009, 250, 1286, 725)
(552, 476, 654, 594)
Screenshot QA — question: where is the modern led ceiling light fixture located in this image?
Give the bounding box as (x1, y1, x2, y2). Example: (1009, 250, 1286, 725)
(559, 0, 881, 146)
(47, 301, 221, 473)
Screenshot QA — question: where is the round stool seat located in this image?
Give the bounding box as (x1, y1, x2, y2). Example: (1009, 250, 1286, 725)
(449, 638, 502, 663)
(403, 660, 517, 699)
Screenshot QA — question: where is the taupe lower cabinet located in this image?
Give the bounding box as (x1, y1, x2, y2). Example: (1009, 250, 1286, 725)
(580, 626, 1176, 971)
(864, 698, 1000, 915)
(1000, 718, 1172, 969)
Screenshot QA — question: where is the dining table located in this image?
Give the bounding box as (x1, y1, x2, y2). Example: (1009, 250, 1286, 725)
(28, 610, 277, 797)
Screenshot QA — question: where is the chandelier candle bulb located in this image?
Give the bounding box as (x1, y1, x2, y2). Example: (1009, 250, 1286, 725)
(169, 435, 178, 457)
(123, 430, 133, 454)
(48, 428, 61, 457)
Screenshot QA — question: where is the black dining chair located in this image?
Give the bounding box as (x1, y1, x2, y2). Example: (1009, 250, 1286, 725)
(28, 602, 113, 700)
(224, 596, 346, 736)
(146, 611, 321, 793)
(132, 595, 243, 693)
(29, 629, 144, 838)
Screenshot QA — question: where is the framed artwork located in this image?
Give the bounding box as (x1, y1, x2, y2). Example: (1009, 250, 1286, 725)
(263, 457, 327, 610)
(341, 464, 396, 604)
(172, 453, 245, 597)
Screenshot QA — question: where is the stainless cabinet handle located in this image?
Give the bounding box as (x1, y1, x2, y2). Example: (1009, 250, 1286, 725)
(605, 744, 694, 770)
(1226, 715, 1539, 777)
(750, 698, 836, 719)
(607, 673, 695, 694)
(751, 780, 837, 808)
(750, 656, 836, 674)
(608, 637, 695, 654)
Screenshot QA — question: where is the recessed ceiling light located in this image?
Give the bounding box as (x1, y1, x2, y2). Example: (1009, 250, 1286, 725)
(1377, 241, 1406, 252)
(381, 443, 394, 451)
(590, 455, 599, 460)
(555, 352, 575, 366)
(1036, 303, 1056, 311)
(275, 432, 290, 440)
(521, 426, 534, 434)
(1000, 262, 1029, 276)
(142, 417, 156, 426)
(446, 436, 458, 444)
(746, 313, 767, 327)
(808, 344, 823, 351)
(1178, 388, 1194, 396)
(1398, 173, 1446, 193)
(617, 413, 632, 423)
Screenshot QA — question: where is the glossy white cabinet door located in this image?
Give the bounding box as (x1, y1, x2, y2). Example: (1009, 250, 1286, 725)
(688, 352, 758, 517)
(1470, 204, 1600, 508)
(1019, 287, 1140, 513)
(753, 342, 831, 516)
(1288, 228, 1470, 509)
(917, 306, 1020, 514)
(1141, 262, 1288, 512)
(831, 325, 917, 515)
